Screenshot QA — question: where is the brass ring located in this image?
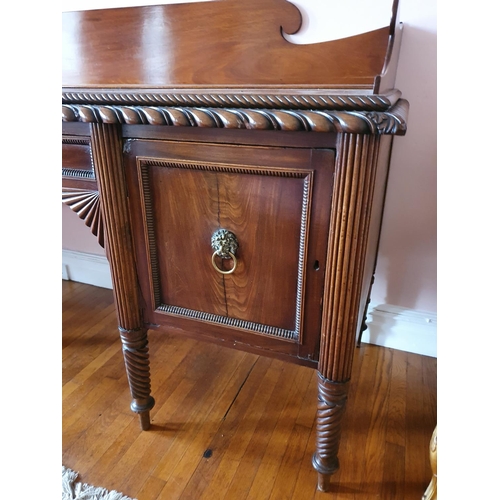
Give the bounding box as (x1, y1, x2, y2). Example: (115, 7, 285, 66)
(212, 251, 237, 275)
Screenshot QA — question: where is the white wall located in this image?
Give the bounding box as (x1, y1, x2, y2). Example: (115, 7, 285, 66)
(62, 0, 437, 354)
(284, 0, 438, 317)
(369, 0, 437, 315)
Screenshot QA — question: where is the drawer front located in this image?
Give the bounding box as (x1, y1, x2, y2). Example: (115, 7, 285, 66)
(62, 136, 94, 180)
(124, 139, 335, 361)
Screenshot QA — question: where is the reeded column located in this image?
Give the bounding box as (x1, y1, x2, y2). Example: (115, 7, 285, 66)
(313, 133, 380, 491)
(90, 123, 155, 430)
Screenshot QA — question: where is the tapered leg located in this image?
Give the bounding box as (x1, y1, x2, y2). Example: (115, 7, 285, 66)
(119, 327, 155, 430)
(314, 133, 382, 491)
(312, 374, 349, 492)
(90, 122, 155, 430)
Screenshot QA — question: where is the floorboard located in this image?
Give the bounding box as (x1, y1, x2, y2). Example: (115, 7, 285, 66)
(62, 280, 437, 499)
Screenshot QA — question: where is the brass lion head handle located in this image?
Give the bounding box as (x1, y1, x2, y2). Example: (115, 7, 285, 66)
(211, 229, 238, 275)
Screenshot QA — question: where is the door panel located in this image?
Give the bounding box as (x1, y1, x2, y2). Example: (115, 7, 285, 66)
(124, 139, 335, 361)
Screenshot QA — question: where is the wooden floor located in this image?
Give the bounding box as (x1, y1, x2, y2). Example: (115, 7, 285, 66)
(62, 280, 437, 500)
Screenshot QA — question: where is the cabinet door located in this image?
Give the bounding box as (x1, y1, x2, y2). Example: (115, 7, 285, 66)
(124, 139, 335, 363)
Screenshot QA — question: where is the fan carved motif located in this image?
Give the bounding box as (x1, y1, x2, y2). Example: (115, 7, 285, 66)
(62, 188, 104, 248)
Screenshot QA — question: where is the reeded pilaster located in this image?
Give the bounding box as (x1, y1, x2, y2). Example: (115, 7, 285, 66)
(313, 132, 381, 490)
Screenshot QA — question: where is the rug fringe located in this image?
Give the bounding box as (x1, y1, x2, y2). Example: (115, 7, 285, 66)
(62, 466, 137, 500)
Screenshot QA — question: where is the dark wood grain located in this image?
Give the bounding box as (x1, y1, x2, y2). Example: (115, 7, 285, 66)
(62, 139, 93, 174)
(217, 171, 304, 330)
(151, 166, 227, 316)
(121, 125, 339, 149)
(62, 0, 392, 90)
(319, 133, 382, 382)
(123, 138, 334, 363)
(149, 166, 304, 331)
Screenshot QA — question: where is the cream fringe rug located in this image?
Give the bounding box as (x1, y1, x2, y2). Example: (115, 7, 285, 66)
(62, 466, 137, 500)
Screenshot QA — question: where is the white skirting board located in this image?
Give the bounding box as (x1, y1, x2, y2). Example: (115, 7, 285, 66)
(62, 249, 112, 290)
(62, 250, 436, 357)
(362, 304, 437, 358)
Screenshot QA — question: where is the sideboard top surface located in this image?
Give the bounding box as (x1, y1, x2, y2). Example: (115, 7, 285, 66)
(62, 0, 400, 93)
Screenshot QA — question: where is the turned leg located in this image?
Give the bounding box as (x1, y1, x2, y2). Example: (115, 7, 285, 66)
(119, 327, 155, 430)
(91, 123, 155, 430)
(312, 373, 349, 492)
(314, 133, 382, 491)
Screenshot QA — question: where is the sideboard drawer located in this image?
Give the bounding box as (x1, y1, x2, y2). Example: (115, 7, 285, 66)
(62, 136, 94, 180)
(124, 139, 335, 362)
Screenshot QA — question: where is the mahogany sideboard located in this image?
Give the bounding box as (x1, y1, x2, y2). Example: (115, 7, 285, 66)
(62, 0, 408, 492)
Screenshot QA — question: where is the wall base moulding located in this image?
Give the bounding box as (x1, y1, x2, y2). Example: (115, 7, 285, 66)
(364, 304, 437, 358)
(62, 249, 112, 290)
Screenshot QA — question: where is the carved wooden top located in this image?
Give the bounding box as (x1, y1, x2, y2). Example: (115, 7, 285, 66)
(62, 0, 399, 92)
(62, 0, 408, 134)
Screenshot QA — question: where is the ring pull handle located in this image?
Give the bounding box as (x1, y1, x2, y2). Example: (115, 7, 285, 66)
(211, 250, 237, 275)
(211, 229, 239, 275)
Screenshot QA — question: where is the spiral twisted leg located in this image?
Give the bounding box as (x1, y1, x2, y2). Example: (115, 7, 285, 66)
(312, 372, 349, 492)
(119, 327, 155, 430)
